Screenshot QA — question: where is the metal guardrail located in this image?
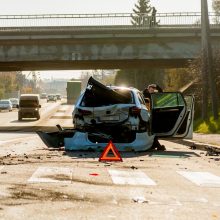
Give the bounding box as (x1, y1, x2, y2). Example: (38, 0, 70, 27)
(0, 12, 219, 28)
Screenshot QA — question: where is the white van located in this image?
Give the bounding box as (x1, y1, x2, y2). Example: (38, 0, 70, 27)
(18, 94, 41, 120)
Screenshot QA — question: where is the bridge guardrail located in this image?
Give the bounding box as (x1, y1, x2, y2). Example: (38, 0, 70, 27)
(0, 12, 219, 29)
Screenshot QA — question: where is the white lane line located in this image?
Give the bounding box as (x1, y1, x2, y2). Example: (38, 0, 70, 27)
(108, 169, 156, 186)
(177, 171, 220, 187)
(50, 105, 73, 119)
(50, 116, 72, 119)
(0, 136, 37, 145)
(28, 167, 72, 183)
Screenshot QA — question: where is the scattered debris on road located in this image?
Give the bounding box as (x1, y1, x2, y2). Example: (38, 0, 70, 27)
(132, 196, 148, 203)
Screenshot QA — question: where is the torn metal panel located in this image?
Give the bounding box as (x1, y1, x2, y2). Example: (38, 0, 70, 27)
(37, 129, 75, 148)
(85, 76, 132, 106)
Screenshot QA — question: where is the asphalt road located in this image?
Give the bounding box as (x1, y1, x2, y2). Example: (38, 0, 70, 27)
(0, 132, 220, 220)
(0, 99, 73, 131)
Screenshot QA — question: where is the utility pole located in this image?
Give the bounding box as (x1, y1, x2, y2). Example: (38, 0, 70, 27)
(201, 0, 218, 120)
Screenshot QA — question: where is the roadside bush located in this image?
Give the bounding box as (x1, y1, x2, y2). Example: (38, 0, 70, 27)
(194, 113, 220, 134)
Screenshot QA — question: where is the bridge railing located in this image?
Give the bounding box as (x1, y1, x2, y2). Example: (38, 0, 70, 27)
(0, 12, 219, 28)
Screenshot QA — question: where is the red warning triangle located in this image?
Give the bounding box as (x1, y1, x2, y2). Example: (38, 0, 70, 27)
(99, 140, 123, 162)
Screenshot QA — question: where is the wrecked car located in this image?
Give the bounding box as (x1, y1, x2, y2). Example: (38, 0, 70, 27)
(38, 77, 194, 152)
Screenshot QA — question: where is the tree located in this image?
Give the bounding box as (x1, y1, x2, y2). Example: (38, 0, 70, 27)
(114, 69, 165, 91)
(131, 0, 152, 26)
(163, 68, 198, 92)
(0, 71, 34, 98)
(212, 0, 220, 24)
(0, 72, 18, 98)
(115, 0, 163, 90)
(213, 0, 220, 14)
(183, 49, 220, 119)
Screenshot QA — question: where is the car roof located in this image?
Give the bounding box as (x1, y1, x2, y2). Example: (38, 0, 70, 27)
(20, 94, 39, 100)
(20, 94, 39, 97)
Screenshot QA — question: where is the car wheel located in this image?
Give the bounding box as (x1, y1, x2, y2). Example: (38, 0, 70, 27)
(37, 115, 40, 120)
(18, 116, 22, 121)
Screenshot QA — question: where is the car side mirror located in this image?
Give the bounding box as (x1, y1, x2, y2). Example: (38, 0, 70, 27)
(39, 105, 41, 108)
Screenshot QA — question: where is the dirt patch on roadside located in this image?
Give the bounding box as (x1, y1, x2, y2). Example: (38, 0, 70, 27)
(44, 174, 112, 186)
(1, 184, 101, 205)
(71, 177, 113, 186)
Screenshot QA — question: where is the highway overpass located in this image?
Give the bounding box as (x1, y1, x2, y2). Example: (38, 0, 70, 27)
(0, 12, 219, 70)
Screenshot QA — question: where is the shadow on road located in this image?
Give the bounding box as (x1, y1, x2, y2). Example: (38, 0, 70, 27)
(10, 119, 38, 123)
(57, 149, 201, 160)
(43, 144, 201, 160)
(0, 126, 66, 132)
(148, 150, 200, 158)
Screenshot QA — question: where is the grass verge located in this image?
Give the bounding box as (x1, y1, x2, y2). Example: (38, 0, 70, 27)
(194, 114, 220, 134)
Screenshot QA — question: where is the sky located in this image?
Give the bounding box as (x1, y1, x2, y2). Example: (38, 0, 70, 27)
(2, 0, 214, 79)
(0, 0, 214, 14)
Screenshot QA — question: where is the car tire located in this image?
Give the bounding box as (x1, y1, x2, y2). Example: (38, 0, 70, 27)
(37, 115, 40, 120)
(18, 116, 22, 121)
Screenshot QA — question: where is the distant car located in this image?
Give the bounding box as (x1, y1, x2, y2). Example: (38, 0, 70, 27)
(9, 98, 19, 108)
(37, 77, 194, 152)
(0, 99, 13, 112)
(18, 94, 41, 120)
(47, 94, 57, 102)
(56, 94, 62, 100)
(40, 93, 47, 99)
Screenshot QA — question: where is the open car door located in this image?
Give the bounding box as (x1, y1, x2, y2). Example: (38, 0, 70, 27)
(150, 92, 194, 139)
(173, 95, 195, 139)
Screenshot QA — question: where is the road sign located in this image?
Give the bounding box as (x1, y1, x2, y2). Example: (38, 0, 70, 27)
(99, 140, 123, 162)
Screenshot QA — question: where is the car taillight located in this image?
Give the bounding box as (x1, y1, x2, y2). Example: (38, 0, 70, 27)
(78, 109, 92, 116)
(129, 106, 141, 116)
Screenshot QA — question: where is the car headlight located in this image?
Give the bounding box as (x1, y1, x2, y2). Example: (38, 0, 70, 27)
(35, 108, 38, 111)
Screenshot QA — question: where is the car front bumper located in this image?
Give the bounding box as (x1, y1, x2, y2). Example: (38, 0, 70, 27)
(64, 131, 155, 152)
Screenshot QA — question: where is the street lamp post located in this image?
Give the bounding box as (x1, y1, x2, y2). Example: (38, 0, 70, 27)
(201, 0, 218, 120)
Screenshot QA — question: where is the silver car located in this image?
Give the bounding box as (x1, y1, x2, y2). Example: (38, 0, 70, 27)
(9, 98, 19, 108)
(0, 99, 13, 112)
(47, 94, 57, 102)
(37, 77, 194, 151)
(65, 77, 194, 151)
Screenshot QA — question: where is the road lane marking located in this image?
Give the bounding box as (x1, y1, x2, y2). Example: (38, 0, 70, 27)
(50, 105, 73, 119)
(28, 166, 72, 183)
(0, 136, 38, 145)
(50, 116, 72, 119)
(108, 169, 156, 186)
(56, 110, 66, 113)
(177, 171, 220, 187)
